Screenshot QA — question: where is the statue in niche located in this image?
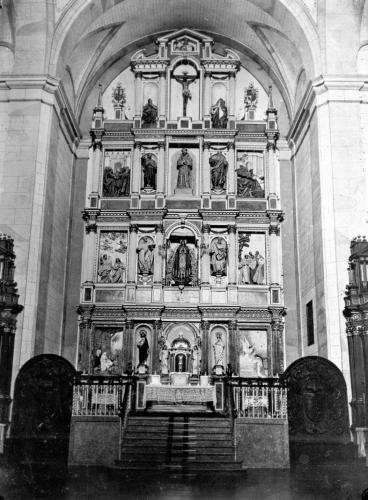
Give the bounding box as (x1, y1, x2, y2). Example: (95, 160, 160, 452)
(100, 352, 114, 373)
(172, 239, 192, 284)
(141, 153, 157, 190)
(211, 98, 228, 129)
(160, 344, 169, 374)
(192, 345, 201, 375)
(210, 152, 228, 191)
(210, 237, 228, 277)
(244, 83, 259, 111)
(137, 236, 155, 275)
(238, 250, 265, 285)
(176, 148, 193, 189)
(174, 71, 197, 117)
(213, 332, 225, 367)
(141, 98, 158, 125)
(237, 157, 264, 198)
(239, 336, 266, 378)
(137, 330, 149, 366)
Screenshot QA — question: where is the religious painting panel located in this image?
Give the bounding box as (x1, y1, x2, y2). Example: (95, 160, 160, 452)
(165, 227, 198, 286)
(171, 36, 199, 54)
(141, 150, 158, 191)
(210, 326, 228, 373)
(209, 148, 228, 193)
(97, 231, 128, 284)
(238, 329, 268, 378)
(169, 147, 198, 195)
(91, 328, 124, 375)
(137, 234, 155, 284)
(238, 232, 266, 285)
(102, 150, 131, 197)
(236, 152, 265, 198)
(134, 325, 152, 372)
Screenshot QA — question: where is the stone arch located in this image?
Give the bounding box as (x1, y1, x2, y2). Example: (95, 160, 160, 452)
(357, 43, 368, 74)
(10, 354, 76, 464)
(283, 356, 350, 464)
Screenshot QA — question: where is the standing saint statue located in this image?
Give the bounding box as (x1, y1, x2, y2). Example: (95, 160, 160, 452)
(137, 330, 149, 366)
(141, 153, 157, 190)
(174, 70, 197, 117)
(213, 333, 225, 367)
(176, 148, 193, 189)
(137, 237, 155, 275)
(209, 152, 228, 191)
(172, 239, 192, 284)
(210, 237, 228, 277)
(211, 98, 228, 129)
(141, 98, 158, 125)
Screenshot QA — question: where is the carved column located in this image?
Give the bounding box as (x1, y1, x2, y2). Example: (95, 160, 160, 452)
(229, 73, 236, 118)
(228, 320, 237, 372)
(201, 224, 211, 286)
(132, 143, 141, 195)
(78, 318, 93, 374)
(203, 72, 211, 119)
(85, 146, 94, 205)
(159, 72, 166, 121)
(360, 321, 368, 424)
(201, 321, 210, 375)
(157, 143, 165, 195)
(347, 317, 366, 426)
(202, 142, 210, 195)
(227, 225, 237, 285)
(92, 141, 102, 193)
(153, 320, 162, 373)
(127, 225, 138, 283)
(266, 145, 280, 209)
(271, 313, 284, 375)
(269, 224, 281, 285)
(124, 320, 134, 371)
(153, 224, 164, 285)
(134, 72, 143, 118)
(81, 228, 98, 283)
(227, 142, 236, 195)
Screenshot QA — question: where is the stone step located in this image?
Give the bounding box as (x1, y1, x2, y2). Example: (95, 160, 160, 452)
(115, 460, 244, 472)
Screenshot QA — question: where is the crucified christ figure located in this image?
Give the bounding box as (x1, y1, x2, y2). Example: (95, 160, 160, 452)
(174, 71, 197, 117)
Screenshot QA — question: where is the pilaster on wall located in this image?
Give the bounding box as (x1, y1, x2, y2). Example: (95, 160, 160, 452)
(288, 76, 367, 392)
(0, 76, 81, 388)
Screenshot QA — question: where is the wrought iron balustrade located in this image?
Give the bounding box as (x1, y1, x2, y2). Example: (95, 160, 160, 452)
(72, 375, 131, 417)
(229, 378, 287, 419)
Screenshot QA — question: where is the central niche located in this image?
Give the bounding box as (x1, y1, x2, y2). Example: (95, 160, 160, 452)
(165, 227, 199, 286)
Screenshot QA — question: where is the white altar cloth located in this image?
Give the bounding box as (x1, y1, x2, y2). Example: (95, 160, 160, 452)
(145, 385, 215, 404)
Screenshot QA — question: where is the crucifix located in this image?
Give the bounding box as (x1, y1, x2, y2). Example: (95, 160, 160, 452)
(174, 70, 198, 117)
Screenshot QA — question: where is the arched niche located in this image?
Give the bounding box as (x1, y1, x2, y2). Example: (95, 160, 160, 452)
(134, 324, 153, 371)
(210, 325, 228, 371)
(170, 58, 200, 120)
(165, 225, 199, 286)
(162, 322, 200, 374)
(357, 43, 368, 74)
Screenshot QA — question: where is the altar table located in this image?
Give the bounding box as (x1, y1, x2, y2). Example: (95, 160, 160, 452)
(145, 385, 215, 404)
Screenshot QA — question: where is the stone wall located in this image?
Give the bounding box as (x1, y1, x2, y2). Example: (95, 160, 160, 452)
(68, 416, 120, 466)
(235, 418, 289, 469)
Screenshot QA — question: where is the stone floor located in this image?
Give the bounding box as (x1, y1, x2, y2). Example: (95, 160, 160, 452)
(0, 462, 367, 499)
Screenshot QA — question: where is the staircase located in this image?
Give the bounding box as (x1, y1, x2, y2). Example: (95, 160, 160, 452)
(116, 415, 243, 472)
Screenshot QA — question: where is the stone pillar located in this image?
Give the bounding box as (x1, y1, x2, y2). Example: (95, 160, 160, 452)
(157, 143, 165, 195)
(81, 229, 98, 283)
(202, 142, 210, 195)
(152, 320, 162, 373)
(159, 72, 166, 121)
(227, 225, 237, 285)
(360, 325, 368, 422)
(134, 72, 143, 118)
(347, 319, 366, 426)
(201, 321, 210, 375)
(227, 142, 236, 195)
(124, 320, 134, 371)
(201, 224, 211, 286)
(267, 146, 280, 209)
(203, 72, 211, 119)
(85, 147, 94, 206)
(153, 225, 163, 303)
(127, 225, 138, 283)
(132, 143, 141, 195)
(269, 225, 281, 285)
(229, 73, 236, 117)
(78, 318, 92, 374)
(228, 320, 237, 373)
(91, 142, 102, 193)
(271, 314, 284, 376)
